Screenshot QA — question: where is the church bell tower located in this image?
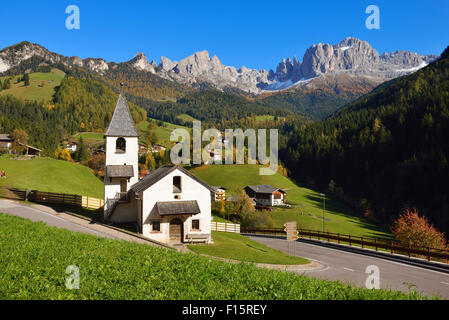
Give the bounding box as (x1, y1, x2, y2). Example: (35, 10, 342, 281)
(104, 84, 139, 219)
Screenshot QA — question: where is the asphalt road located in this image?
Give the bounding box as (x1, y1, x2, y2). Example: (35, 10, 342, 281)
(0, 199, 114, 239)
(3, 199, 449, 299)
(245, 235, 449, 299)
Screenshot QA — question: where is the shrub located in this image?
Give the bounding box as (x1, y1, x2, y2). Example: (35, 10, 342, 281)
(240, 210, 274, 229)
(54, 146, 72, 161)
(390, 208, 447, 249)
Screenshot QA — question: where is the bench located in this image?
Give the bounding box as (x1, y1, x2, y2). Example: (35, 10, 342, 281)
(185, 233, 210, 243)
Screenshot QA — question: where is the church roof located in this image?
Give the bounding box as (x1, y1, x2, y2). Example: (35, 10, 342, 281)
(106, 165, 134, 178)
(130, 165, 215, 193)
(156, 200, 200, 216)
(105, 92, 139, 137)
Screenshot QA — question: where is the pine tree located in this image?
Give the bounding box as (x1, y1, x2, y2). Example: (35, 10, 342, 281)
(3, 78, 11, 90)
(74, 137, 89, 162)
(23, 73, 30, 86)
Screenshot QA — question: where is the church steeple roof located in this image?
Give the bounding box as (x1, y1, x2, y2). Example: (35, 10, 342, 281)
(105, 87, 139, 137)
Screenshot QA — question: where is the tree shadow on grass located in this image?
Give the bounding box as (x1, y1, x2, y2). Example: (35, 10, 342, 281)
(40, 203, 102, 222)
(304, 194, 392, 240)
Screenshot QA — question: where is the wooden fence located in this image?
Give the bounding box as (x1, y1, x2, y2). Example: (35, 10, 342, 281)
(0, 186, 26, 201)
(31, 190, 82, 206)
(211, 221, 240, 233)
(0, 186, 104, 210)
(81, 196, 104, 209)
(31, 190, 104, 210)
(241, 227, 449, 264)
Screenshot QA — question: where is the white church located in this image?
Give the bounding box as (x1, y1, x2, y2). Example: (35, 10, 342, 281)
(103, 88, 213, 245)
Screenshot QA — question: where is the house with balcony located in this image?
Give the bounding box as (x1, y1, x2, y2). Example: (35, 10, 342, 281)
(244, 185, 286, 207)
(211, 186, 226, 201)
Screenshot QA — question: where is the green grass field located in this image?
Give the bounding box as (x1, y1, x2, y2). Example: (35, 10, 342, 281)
(176, 113, 197, 123)
(0, 155, 103, 198)
(190, 165, 391, 239)
(0, 213, 429, 300)
(188, 231, 309, 265)
(247, 115, 286, 122)
(212, 214, 230, 223)
(69, 132, 105, 149)
(0, 68, 65, 102)
(137, 119, 190, 147)
(72, 132, 105, 141)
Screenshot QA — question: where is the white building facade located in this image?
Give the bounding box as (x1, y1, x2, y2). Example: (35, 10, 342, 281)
(103, 89, 212, 245)
(131, 166, 213, 244)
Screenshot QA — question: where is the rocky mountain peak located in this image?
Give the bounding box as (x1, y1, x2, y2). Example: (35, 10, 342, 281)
(159, 56, 177, 71)
(129, 52, 155, 73)
(0, 38, 439, 96)
(0, 40, 110, 74)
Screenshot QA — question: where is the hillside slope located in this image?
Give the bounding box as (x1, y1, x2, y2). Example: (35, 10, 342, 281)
(283, 46, 449, 233)
(0, 213, 425, 299)
(0, 156, 103, 198)
(0, 68, 65, 102)
(0, 77, 146, 155)
(190, 165, 390, 238)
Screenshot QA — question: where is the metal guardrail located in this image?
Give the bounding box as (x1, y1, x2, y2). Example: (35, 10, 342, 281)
(241, 227, 449, 263)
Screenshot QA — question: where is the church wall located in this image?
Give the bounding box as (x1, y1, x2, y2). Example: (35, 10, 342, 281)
(141, 169, 212, 243)
(110, 195, 139, 223)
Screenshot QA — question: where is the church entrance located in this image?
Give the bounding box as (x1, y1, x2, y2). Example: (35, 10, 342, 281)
(169, 218, 183, 243)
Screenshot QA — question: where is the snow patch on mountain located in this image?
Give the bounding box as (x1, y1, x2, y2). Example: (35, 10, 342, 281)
(395, 62, 428, 72)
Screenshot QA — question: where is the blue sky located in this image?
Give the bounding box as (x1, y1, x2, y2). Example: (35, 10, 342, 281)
(0, 0, 448, 70)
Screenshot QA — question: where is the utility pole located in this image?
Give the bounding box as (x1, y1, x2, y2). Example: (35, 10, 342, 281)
(320, 193, 326, 232)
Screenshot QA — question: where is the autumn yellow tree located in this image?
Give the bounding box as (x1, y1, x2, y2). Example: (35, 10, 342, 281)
(54, 147, 72, 161)
(145, 152, 156, 171)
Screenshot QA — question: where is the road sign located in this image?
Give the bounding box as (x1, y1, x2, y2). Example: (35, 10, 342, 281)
(284, 221, 298, 241)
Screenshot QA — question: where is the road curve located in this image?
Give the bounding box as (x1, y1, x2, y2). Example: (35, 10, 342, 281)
(245, 234, 449, 299)
(0, 199, 116, 239)
(2, 199, 448, 299)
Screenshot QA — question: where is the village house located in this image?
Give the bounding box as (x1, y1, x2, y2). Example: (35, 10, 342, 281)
(94, 145, 105, 155)
(211, 186, 226, 201)
(244, 185, 286, 207)
(66, 142, 77, 152)
(138, 144, 148, 155)
(0, 134, 13, 152)
(151, 144, 166, 153)
(0, 134, 41, 156)
(19, 143, 41, 157)
(103, 88, 213, 245)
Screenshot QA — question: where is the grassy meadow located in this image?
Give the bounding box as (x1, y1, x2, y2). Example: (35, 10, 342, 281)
(176, 113, 197, 123)
(0, 155, 103, 198)
(72, 132, 105, 141)
(190, 164, 391, 239)
(137, 119, 190, 147)
(0, 213, 429, 300)
(188, 231, 309, 265)
(0, 68, 65, 102)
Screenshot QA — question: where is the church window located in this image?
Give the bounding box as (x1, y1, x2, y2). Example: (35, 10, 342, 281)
(116, 137, 126, 153)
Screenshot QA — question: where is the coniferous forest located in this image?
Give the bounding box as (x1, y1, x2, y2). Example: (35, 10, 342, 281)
(0, 77, 146, 154)
(1, 44, 449, 235)
(282, 47, 449, 233)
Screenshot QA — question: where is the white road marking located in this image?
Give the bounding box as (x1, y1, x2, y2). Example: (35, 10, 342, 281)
(441, 281, 449, 286)
(294, 240, 449, 277)
(344, 267, 355, 272)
